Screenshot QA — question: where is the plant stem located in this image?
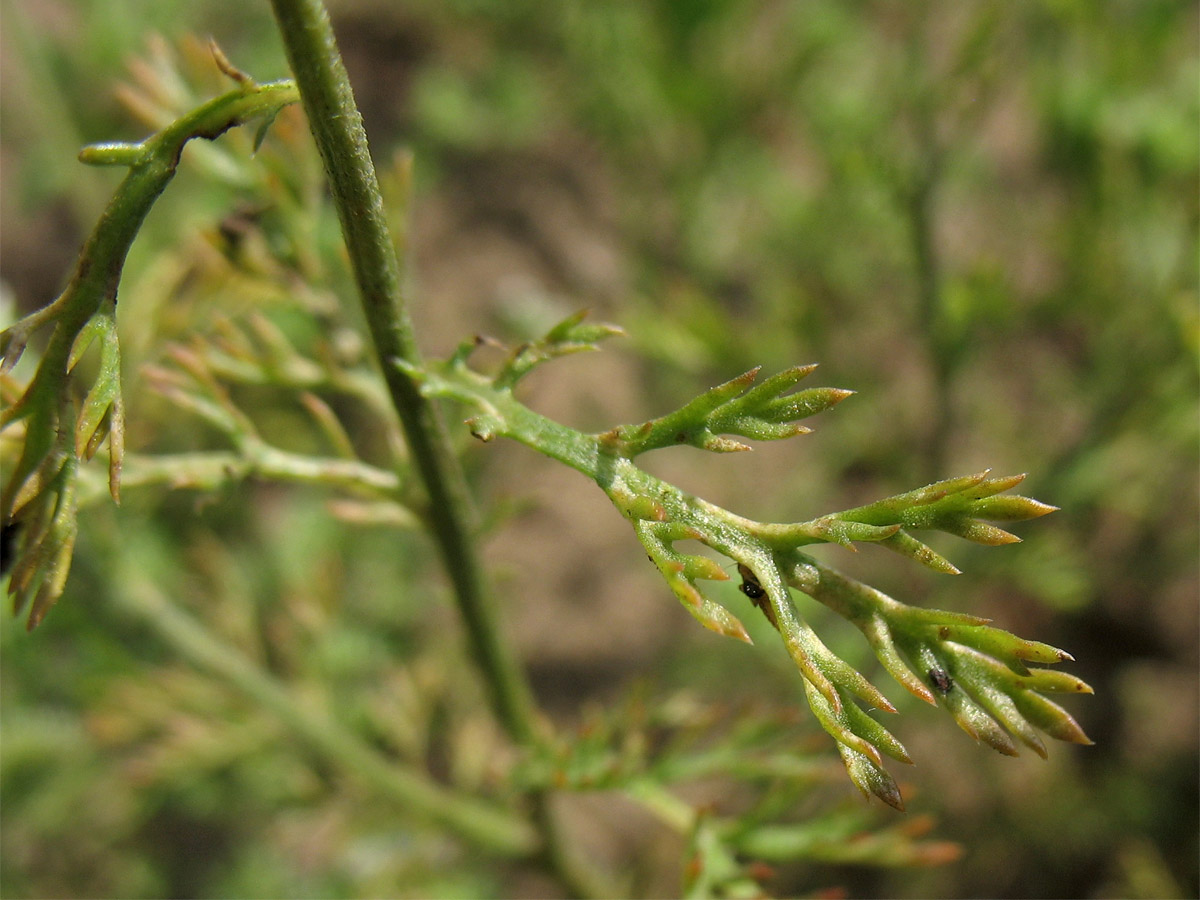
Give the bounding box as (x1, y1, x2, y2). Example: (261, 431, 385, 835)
(1, 81, 299, 521)
(266, 0, 537, 747)
(107, 544, 537, 856)
(901, 34, 954, 482)
(907, 165, 954, 481)
(74, 449, 407, 510)
(266, 4, 613, 894)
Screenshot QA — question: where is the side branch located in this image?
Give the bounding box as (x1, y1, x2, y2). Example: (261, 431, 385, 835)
(0, 73, 298, 628)
(408, 314, 1088, 811)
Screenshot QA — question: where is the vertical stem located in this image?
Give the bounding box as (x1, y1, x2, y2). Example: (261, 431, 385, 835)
(266, 3, 613, 895)
(902, 26, 953, 482)
(266, 0, 537, 746)
(907, 165, 953, 481)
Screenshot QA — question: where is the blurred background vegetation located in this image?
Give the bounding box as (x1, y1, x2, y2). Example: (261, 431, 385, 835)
(1, 0, 1196, 897)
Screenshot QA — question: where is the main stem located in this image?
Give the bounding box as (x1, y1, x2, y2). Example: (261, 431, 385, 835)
(267, 4, 613, 894)
(267, 0, 536, 746)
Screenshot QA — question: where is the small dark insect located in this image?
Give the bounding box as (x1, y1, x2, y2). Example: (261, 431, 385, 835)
(735, 563, 780, 631)
(929, 667, 953, 694)
(736, 563, 765, 600)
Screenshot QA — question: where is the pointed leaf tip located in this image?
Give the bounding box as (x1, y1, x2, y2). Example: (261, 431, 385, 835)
(842, 747, 906, 811)
(947, 521, 1021, 545)
(734, 366, 762, 387)
(978, 472, 1027, 494)
(972, 495, 1059, 521)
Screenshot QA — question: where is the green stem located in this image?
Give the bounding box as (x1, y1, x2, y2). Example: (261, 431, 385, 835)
(75, 449, 408, 511)
(72, 81, 299, 335)
(266, 0, 538, 748)
(423, 369, 774, 552)
(108, 546, 537, 856)
(266, 5, 614, 896)
(907, 168, 954, 481)
(1, 81, 299, 522)
(900, 49, 953, 482)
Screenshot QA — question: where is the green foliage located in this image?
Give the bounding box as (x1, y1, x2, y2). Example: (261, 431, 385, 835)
(2, 2, 1195, 898)
(605, 363, 851, 454)
(1, 60, 297, 628)
(409, 313, 1089, 809)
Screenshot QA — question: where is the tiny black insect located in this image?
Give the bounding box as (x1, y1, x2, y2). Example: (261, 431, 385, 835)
(736, 563, 765, 600)
(929, 667, 953, 694)
(737, 563, 780, 631)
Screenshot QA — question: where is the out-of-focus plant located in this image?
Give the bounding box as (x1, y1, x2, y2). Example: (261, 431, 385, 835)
(1, 43, 298, 628)
(0, 3, 1105, 897)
